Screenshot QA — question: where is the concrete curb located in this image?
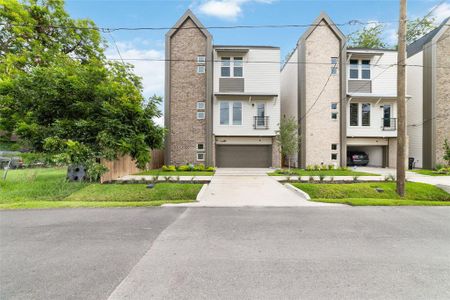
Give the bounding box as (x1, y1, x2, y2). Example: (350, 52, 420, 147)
(285, 183, 311, 200)
(196, 184, 208, 201)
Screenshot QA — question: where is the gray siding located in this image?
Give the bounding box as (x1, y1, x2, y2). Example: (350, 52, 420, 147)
(219, 78, 245, 93)
(348, 80, 372, 93)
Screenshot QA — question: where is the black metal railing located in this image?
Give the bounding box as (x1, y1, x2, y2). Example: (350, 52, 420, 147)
(253, 116, 269, 129)
(381, 118, 397, 131)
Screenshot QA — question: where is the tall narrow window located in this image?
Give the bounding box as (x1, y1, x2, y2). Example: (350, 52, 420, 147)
(362, 103, 371, 126)
(232, 102, 242, 125)
(233, 57, 243, 77)
(350, 103, 359, 126)
(331, 57, 338, 75)
(383, 104, 392, 127)
(220, 102, 229, 125)
(349, 59, 359, 79)
(256, 103, 265, 126)
(361, 60, 371, 79)
(221, 57, 230, 77)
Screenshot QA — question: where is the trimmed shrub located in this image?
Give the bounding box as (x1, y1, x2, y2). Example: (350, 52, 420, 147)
(206, 166, 215, 172)
(162, 165, 176, 172)
(177, 165, 191, 171)
(194, 164, 205, 171)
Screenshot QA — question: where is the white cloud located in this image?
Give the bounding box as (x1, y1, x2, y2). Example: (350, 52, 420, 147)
(106, 41, 164, 99)
(431, 2, 450, 24)
(105, 40, 165, 126)
(197, 0, 274, 20)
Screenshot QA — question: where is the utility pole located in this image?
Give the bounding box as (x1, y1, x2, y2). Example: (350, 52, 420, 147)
(396, 0, 407, 196)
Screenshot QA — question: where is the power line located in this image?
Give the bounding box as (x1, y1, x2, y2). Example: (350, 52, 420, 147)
(105, 57, 450, 69)
(0, 20, 400, 32)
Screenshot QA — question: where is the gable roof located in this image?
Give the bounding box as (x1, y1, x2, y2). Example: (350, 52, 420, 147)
(407, 17, 450, 57)
(166, 9, 212, 39)
(297, 12, 346, 45)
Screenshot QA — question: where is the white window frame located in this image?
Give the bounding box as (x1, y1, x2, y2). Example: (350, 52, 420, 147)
(349, 103, 371, 127)
(219, 101, 243, 126)
(197, 65, 205, 74)
(197, 111, 205, 120)
(197, 102, 205, 110)
(331, 102, 338, 110)
(331, 143, 338, 151)
(196, 143, 205, 151)
(331, 153, 338, 160)
(348, 59, 371, 80)
(331, 57, 338, 75)
(196, 152, 205, 161)
(220, 57, 244, 78)
(331, 112, 338, 120)
(197, 55, 206, 64)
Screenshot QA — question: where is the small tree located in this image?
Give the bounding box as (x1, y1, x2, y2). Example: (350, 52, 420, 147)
(276, 117, 299, 172)
(349, 24, 387, 49)
(443, 139, 450, 167)
(407, 16, 436, 45)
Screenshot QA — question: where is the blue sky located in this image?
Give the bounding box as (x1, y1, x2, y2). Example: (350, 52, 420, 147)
(65, 0, 450, 123)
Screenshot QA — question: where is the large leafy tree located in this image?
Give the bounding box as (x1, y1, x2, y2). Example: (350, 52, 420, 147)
(0, 0, 164, 175)
(349, 24, 387, 49)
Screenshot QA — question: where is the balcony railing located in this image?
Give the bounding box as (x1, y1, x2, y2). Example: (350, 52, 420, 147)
(253, 116, 269, 129)
(381, 118, 397, 131)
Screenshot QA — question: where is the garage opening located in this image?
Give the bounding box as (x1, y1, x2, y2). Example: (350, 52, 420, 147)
(216, 145, 272, 168)
(347, 146, 387, 167)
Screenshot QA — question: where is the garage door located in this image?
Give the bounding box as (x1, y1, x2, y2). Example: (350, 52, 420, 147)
(216, 145, 272, 168)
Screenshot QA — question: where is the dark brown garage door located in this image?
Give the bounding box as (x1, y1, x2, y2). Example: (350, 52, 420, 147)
(216, 145, 272, 168)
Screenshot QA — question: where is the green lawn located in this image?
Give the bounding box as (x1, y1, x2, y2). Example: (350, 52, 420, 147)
(292, 182, 450, 206)
(0, 168, 201, 209)
(136, 169, 215, 176)
(269, 169, 379, 176)
(411, 169, 450, 176)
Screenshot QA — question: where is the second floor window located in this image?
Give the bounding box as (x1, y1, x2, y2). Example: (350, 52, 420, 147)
(349, 59, 371, 79)
(220, 101, 242, 125)
(350, 103, 371, 126)
(221, 57, 243, 77)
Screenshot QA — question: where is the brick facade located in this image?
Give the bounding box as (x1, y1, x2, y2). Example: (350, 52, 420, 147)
(167, 18, 208, 166)
(435, 27, 450, 167)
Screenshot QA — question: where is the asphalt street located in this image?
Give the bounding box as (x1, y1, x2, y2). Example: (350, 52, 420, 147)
(2, 207, 450, 299)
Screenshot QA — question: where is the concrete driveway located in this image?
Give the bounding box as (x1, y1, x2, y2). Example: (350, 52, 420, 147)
(187, 168, 331, 207)
(2, 207, 450, 299)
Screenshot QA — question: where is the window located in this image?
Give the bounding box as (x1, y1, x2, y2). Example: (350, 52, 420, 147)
(233, 57, 243, 77)
(197, 112, 205, 120)
(331, 103, 338, 110)
(361, 103, 371, 126)
(197, 143, 205, 151)
(220, 101, 229, 125)
(331, 144, 337, 150)
(196, 153, 205, 161)
(232, 102, 242, 125)
(219, 101, 243, 125)
(350, 59, 359, 79)
(197, 66, 205, 74)
(197, 102, 205, 110)
(331, 57, 338, 75)
(256, 103, 265, 127)
(349, 59, 371, 79)
(221, 57, 243, 77)
(221, 57, 231, 77)
(197, 56, 206, 64)
(350, 103, 359, 126)
(331, 112, 338, 120)
(383, 104, 392, 127)
(361, 60, 371, 79)
(331, 153, 337, 160)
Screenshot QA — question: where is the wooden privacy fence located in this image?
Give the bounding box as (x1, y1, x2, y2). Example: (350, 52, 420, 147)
(100, 149, 164, 183)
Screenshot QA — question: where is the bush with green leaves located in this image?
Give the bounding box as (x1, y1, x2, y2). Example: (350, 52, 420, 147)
(161, 165, 176, 172)
(177, 165, 191, 172)
(194, 164, 205, 171)
(206, 166, 215, 172)
(443, 139, 450, 167)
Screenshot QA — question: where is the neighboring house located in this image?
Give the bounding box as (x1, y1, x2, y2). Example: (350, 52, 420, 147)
(165, 10, 281, 168)
(281, 12, 402, 168)
(407, 17, 450, 170)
